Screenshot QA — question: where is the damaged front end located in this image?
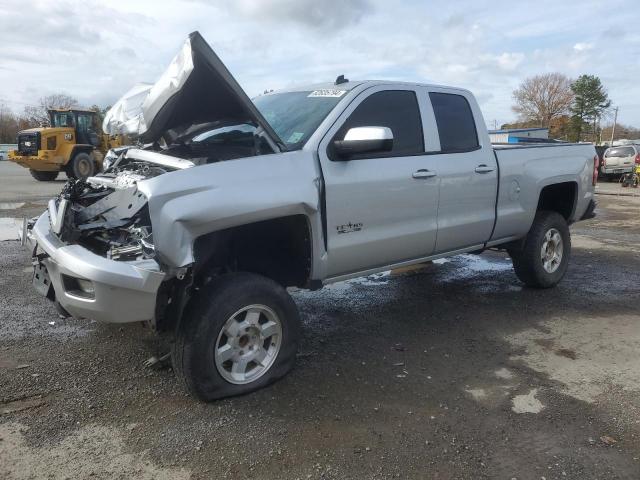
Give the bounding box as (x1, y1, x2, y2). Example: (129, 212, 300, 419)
(49, 149, 191, 263)
(27, 148, 197, 324)
(26, 30, 293, 326)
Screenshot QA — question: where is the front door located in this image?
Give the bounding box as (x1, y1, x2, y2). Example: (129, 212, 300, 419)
(318, 87, 440, 277)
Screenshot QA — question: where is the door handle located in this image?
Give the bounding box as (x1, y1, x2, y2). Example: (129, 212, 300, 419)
(412, 169, 437, 179)
(475, 164, 495, 174)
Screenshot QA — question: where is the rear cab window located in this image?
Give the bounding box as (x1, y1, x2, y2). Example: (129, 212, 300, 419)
(429, 92, 479, 152)
(331, 90, 424, 159)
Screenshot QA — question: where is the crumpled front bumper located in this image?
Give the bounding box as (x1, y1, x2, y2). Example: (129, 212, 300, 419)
(27, 212, 165, 323)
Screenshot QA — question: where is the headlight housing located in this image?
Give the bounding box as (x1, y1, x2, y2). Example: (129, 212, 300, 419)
(103, 149, 118, 171)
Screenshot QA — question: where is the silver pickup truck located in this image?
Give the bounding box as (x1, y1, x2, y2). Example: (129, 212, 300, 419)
(26, 32, 598, 401)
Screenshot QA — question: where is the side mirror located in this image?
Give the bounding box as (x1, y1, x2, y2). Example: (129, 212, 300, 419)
(333, 126, 393, 159)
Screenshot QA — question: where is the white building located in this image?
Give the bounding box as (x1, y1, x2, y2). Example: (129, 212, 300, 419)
(488, 128, 549, 144)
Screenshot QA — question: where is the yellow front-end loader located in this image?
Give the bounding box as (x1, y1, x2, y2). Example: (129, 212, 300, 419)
(9, 108, 128, 181)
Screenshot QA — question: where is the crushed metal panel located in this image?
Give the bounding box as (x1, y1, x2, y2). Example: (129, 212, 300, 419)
(102, 83, 152, 137)
(76, 186, 147, 223)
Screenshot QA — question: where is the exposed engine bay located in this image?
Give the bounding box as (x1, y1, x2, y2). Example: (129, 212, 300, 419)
(52, 124, 272, 262)
(53, 152, 163, 262)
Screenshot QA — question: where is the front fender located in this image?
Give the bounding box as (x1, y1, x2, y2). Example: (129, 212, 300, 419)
(137, 151, 321, 268)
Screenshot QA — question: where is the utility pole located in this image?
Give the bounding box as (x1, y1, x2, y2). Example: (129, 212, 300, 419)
(610, 106, 618, 146)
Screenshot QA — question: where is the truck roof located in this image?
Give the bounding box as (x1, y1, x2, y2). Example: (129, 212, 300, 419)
(263, 79, 473, 96)
(48, 107, 97, 113)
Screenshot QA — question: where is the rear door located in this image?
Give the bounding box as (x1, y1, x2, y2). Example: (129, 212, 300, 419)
(424, 89, 498, 253)
(318, 86, 440, 277)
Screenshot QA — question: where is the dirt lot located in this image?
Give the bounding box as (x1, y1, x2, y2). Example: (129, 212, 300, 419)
(1, 161, 639, 479)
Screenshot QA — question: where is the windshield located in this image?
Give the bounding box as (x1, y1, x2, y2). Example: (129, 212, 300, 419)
(253, 91, 345, 149)
(50, 112, 75, 128)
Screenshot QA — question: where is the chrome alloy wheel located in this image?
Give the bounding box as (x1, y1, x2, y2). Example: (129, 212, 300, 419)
(214, 304, 283, 384)
(541, 228, 563, 273)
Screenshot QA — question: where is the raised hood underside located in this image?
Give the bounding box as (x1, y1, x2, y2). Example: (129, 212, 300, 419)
(103, 31, 285, 151)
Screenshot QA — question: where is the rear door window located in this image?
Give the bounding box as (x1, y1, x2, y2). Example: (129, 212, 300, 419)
(429, 92, 479, 152)
(333, 90, 424, 159)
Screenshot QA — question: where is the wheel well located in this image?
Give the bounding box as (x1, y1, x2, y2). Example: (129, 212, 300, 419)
(537, 182, 577, 221)
(192, 215, 312, 288)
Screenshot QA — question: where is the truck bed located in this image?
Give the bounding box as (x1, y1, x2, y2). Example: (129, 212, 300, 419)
(489, 142, 596, 244)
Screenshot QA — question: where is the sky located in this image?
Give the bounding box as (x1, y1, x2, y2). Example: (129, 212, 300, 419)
(1, 0, 639, 128)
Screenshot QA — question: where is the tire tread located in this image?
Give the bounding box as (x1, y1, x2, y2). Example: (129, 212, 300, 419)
(510, 210, 571, 289)
(172, 272, 300, 401)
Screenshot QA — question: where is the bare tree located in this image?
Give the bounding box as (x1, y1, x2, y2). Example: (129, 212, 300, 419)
(0, 103, 21, 143)
(512, 73, 574, 127)
(601, 122, 640, 142)
(21, 94, 79, 128)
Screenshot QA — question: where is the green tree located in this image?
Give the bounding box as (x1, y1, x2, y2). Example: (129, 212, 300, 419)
(569, 75, 611, 142)
(89, 104, 111, 132)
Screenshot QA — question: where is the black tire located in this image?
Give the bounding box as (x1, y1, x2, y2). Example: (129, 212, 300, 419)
(172, 272, 301, 401)
(67, 152, 95, 180)
(29, 170, 59, 181)
(509, 211, 571, 289)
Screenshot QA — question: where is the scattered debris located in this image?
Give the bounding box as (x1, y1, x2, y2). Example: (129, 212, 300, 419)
(600, 435, 617, 446)
(143, 352, 171, 370)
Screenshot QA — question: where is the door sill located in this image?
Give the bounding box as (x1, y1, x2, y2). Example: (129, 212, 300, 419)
(323, 244, 486, 285)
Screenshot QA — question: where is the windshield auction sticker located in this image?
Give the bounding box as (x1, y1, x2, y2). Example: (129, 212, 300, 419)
(308, 89, 347, 98)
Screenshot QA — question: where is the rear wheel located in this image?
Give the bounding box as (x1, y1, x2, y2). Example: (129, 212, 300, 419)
(67, 152, 95, 180)
(509, 211, 571, 288)
(29, 170, 58, 182)
(172, 272, 301, 401)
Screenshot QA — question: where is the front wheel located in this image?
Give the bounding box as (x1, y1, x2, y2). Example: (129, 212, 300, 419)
(509, 211, 571, 288)
(67, 152, 95, 180)
(172, 272, 301, 401)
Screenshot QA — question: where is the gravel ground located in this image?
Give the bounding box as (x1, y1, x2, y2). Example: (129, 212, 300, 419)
(1, 161, 639, 479)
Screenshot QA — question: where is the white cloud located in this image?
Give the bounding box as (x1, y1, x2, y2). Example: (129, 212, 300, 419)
(229, 0, 373, 30)
(573, 42, 594, 51)
(0, 0, 638, 127)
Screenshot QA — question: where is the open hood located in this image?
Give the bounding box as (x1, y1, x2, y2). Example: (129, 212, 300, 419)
(103, 31, 286, 151)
